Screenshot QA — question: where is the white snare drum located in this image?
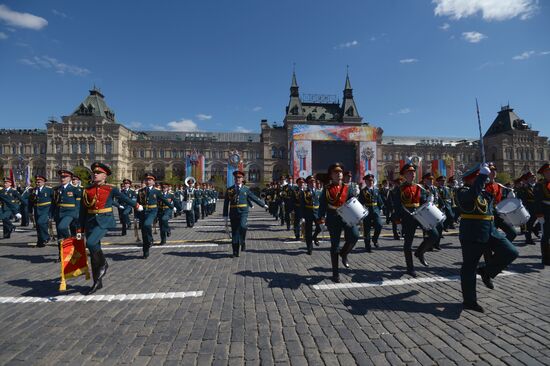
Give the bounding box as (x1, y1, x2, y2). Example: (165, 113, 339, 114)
(337, 197, 369, 227)
(413, 202, 446, 230)
(496, 198, 530, 226)
(182, 201, 193, 211)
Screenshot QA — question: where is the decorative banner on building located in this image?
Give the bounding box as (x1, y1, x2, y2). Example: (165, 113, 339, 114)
(292, 140, 312, 179)
(186, 150, 205, 183)
(227, 150, 244, 187)
(359, 141, 377, 180)
(292, 124, 378, 141)
(59, 237, 90, 291)
(431, 159, 454, 178)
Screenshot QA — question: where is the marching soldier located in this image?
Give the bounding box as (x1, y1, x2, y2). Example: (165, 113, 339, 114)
(201, 183, 209, 219)
(293, 178, 305, 240)
(388, 177, 403, 240)
(282, 176, 295, 230)
(301, 176, 321, 255)
(52, 170, 80, 260)
(447, 176, 460, 228)
(117, 179, 136, 236)
(436, 175, 455, 232)
(173, 184, 183, 217)
(29, 175, 54, 247)
(158, 182, 176, 245)
(485, 164, 517, 242)
(78, 162, 143, 294)
(183, 179, 196, 227)
(394, 164, 438, 277)
(193, 182, 202, 223)
(19, 185, 31, 227)
(313, 179, 324, 244)
(70, 174, 83, 237)
(380, 180, 391, 225)
(517, 171, 538, 244)
(223, 170, 267, 257)
(456, 163, 518, 313)
(136, 173, 172, 258)
(2, 178, 21, 239)
(318, 163, 359, 283)
(420, 172, 443, 251)
(534, 163, 550, 266)
(358, 173, 384, 252)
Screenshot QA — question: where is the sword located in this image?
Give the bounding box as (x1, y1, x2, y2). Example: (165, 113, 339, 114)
(476, 98, 486, 164)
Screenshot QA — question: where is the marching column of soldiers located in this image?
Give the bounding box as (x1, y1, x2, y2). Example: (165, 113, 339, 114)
(1, 159, 549, 313)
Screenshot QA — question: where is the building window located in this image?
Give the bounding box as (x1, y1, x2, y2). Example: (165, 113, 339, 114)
(540, 150, 545, 160)
(152, 149, 157, 159)
(139, 149, 145, 158)
(249, 168, 260, 183)
(160, 149, 165, 159)
(56, 143, 62, 154)
(80, 142, 87, 154)
(33, 145, 39, 155)
(72, 143, 78, 154)
(105, 142, 112, 155)
(89, 143, 95, 156)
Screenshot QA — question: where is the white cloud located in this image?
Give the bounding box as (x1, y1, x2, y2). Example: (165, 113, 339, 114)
(151, 124, 167, 131)
(252, 106, 262, 112)
(462, 31, 487, 43)
(235, 126, 252, 133)
(0, 31, 7, 40)
(540, 51, 550, 55)
(52, 9, 68, 18)
(196, 113, 212, 121)
(167, 119, 198, 132)
(334, 40, 359, 50)
(397, 108, 411, 114)
(433, 0, 538, 21)
(19, 55, 90, 76)
(127, 121, 143, 129)
(512, 50, 535, 60)
(0, 4, 48, 30)
(399, 58, 419, 64)
(440, 23, 450, 30)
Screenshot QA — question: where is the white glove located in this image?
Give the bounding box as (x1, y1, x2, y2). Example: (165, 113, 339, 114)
(397, 223, 402, 234)
(76, 233, 82, 240)
(479, 163, 491, 176)
(508, 191, 516, 199)
(428, 195, 434, 203)
(264, 204, 269, 209)
(119, 205, 125, 209)
(535, 217, 545, 226)
(137, 204, 144, 212)
(15, 213, 22, 220)
(173, 207, 177, 213)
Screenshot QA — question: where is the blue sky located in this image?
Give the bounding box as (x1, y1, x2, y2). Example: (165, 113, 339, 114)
(0, 0, 549, 138)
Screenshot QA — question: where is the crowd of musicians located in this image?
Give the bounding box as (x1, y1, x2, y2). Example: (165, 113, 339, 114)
(0, 159, 549, 312)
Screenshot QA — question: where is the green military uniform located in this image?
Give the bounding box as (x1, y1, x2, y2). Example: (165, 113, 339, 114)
(456, 164, 518, 312)
(158, 186, 175, 245)
(19, 187, 31, 227)
(2, 181, 21, 238)
(300, 177, 321, 255)
(117, 180, 136, 236)
(223, 172, 266, 257)
(29, 176, 54, 247)
(358, 176, 384, 252)
(183, 186, 195, 227)
(517, 173, 538, 244)
(534, 163, 550, 266)
(193, 186, 202, 223)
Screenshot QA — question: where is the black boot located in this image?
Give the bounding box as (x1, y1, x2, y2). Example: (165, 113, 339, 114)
(365, 240, 372, 253)
(340, 242, 352, 268)
(86, 251, 103, 295)
(121, 227, 127, 236)
(96, 250, 109, 281)
(331, 253, 340, 283)
(415, 240, 430, 267)
(232, 243, 240, 257)
(405, 250, 417, 277)
(542, 242, 550, 266)
(477, 267, 494, 289)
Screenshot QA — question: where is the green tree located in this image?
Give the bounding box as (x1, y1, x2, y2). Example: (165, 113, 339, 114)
(72, 166, 92, 186)
(496, 172, 512, 185)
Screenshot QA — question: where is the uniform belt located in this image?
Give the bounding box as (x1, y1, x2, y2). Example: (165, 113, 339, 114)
(305, 205, 319, 209)
(159, 205, 170, 209)
(76, 198, 81, 201)
(230, 204, 247, 208)
(461, 214, 493, 221)
(36, 202, 51, 207)
(328, 204, 342, 210)
(144, 204, 157, 209)
(87, 208, 113, 214)
(58, 203, 76, 208)
(404, 203, 420, 208)
(364, 203, 378, 206)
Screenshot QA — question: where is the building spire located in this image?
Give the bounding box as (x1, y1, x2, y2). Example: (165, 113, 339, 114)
(290, 65, 299, 97)
(344, 65, 352, 90)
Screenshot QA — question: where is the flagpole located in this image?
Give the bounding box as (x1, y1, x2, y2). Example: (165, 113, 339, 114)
(476, 98, 486, 164)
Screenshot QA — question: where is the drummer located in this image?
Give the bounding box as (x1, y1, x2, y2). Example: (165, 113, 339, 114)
(358, 173, 384, 252)
(456, 163, 518, 313)
(394, 163, 438, 277)
(485, 163, 517, 242)
(318, 163, 359, 283)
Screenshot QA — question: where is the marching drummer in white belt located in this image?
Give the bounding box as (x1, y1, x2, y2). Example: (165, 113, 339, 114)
(394, 164, 439, 277)
(485, 163, 517, 242)
(223, 170, 268, 257)
(358, 173, 384, 252)
(318, 163, 360, 283)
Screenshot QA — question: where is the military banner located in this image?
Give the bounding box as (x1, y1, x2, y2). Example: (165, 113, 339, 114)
(59, 237, 90, 291)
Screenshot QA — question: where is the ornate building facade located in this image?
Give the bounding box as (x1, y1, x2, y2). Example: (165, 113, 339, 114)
(1, 77, 548, 187)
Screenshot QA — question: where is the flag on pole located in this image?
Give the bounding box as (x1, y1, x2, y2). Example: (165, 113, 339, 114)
(59, 237, 90, 291)
(9, 168, 15, 187)
(25, 166, 31, 186)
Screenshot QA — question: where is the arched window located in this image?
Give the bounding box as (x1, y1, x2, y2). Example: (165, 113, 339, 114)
(248, 166, 260, 183)
(139, 149, 145, 158)
(272, 165, 283, 181)
(279, 147, 286, 159)
(271, 146, 277, 158)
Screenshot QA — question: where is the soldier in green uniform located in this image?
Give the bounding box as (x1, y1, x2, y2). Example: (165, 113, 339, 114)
(517, 172, 539, 244)
(420, 172, 443, 251)
(173, 184, 183, 217)
(436, 175, 455, 232)
(223, 170, 267, 257)
(282, 176, 295, 231)
(70, 174, 83, 237)
(52, 170, 80, 261)
(78, 162, 143, 294)
(456, 163, 518, 313)
(183, 179, 195, 227)
(358, 173, 384, 252)
(29, 175, 53, 247)
(293, 177, 305, 240)
(193, 182, 202, 223)
(158, 182, 176, 245)
(19, 185, 31, 227)
(534, 163, 550, 266)
(301, 175, 321, 255)
(2, 178, 21, 239)
(136, 173, 173, 258)
(117, 179, 136, 236)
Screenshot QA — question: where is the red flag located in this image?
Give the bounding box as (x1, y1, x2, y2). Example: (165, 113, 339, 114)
(9, 168, 15, 186)
(59, 237, 90, 291)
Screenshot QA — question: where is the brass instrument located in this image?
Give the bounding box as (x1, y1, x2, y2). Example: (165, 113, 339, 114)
(184, 176, 196, 188)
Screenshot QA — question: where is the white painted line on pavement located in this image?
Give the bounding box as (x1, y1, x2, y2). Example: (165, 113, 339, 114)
(102, 244, 219, 251)
(312, 271, 517, 290)
(0, 291, 203, 304)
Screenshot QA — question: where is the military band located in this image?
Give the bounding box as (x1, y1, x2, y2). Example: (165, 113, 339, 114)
(1, 157, 548, 313)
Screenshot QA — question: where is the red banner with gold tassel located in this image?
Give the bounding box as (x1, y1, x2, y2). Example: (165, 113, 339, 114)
(59, 237, 90, 291)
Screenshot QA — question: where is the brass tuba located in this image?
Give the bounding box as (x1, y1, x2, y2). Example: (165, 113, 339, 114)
(184, 176, 196, 187)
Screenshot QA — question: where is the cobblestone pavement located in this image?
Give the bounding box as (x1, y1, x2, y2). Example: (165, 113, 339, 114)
(0, 208, 549, 365)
